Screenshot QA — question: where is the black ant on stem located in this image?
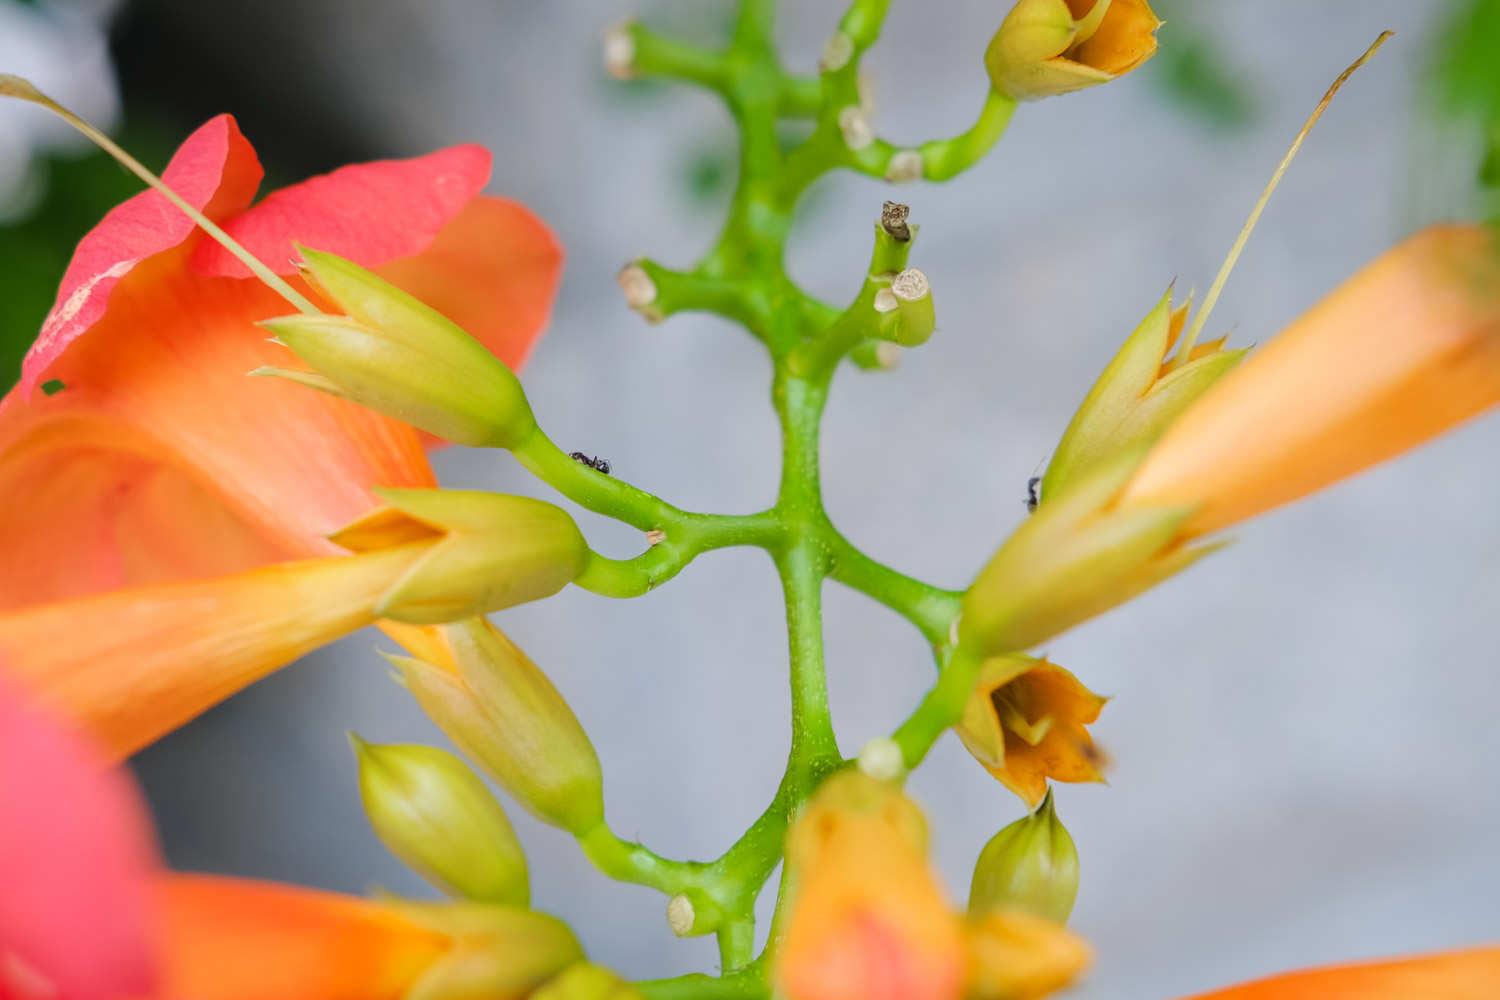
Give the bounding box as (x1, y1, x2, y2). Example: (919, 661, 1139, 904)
(570, 451, 612, 476)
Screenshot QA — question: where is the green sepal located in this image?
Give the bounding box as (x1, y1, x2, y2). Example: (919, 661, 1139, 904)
(1044, 288, 1245, 505)
(391, 903, 583, 1000)
(962, 449, 1203, 653)
(263, 247, 535, 448)
(391, 619, 605, 836)
(333, 489, 588, 625)
(532, 963, 646, 1000)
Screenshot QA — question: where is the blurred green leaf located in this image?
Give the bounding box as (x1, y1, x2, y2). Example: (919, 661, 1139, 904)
(1148, 1, 1257, 130)
(1432, 0, 1500, 213)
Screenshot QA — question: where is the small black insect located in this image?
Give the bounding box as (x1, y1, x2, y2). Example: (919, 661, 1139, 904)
(1025, 476, 1041, 513)
(570, 451, 612, 475)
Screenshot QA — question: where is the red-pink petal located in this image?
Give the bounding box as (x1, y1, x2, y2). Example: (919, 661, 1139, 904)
(192, 145, 492, 278)
(0, 673, 159, 1000)
(15, 115, 262, 401)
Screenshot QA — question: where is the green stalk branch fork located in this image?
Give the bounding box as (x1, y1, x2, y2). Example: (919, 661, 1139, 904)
(506, 2, 1017, 990)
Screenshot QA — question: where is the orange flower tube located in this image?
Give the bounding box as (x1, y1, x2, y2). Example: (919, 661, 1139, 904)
(1122, 224, 1500, 537)
(1183, 945, 1500, 999)
(0, 111, 562, 755)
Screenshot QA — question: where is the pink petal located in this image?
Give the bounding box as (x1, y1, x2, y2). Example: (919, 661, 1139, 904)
(192, 145, 492, 278)
(15, 115, 262, 401)
(0, 673, 159, 1000)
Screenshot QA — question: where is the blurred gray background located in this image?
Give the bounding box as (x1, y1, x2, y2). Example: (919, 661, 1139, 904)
(57, 1, 1493, 996)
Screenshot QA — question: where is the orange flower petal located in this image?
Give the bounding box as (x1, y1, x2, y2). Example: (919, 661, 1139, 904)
(1065, 0, 1160, 76)
(1183, 945, 1500, 999)
(0, 413, 296, 611)
(1123, 225, 1500, 536)
(154, 874, 448, 1000)
(0, 545, 429, 758)
(377, 196, 564, 374)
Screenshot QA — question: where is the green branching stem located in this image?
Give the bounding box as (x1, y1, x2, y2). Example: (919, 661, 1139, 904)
(497, 1, 1023, 993)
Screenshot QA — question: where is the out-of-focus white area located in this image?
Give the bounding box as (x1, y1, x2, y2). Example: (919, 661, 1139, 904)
(0, 0, 118, 220)
(130, 3, 1500, 997)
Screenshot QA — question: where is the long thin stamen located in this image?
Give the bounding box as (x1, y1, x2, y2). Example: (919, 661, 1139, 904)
(0, 74, 320, 315)
(1174, 31, 1393, 364)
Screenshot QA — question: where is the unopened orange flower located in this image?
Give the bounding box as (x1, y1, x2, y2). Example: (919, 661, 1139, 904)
(0, 113, 562, 756)
(1181, 945, 1500, 999)
(955, 656, 1107, 807)
(776, 772, 966, 1000)
(1122, 224, 1500, 537)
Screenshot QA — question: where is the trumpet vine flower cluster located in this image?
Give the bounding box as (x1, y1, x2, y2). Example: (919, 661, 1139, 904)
(2, 1, 1500, 998)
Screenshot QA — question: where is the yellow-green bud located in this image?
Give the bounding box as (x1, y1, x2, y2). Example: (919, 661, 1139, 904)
(961, 451, 1210, 653)
(985, 0, 1161, 102)
(258, 247, 535, 448)
(390, 618, 605, 835)
(331, 488, 589, 625)
(1043, 287, 1246, 505)
(532, 963, 645, 1000)
(393, 902, 583, 1000)
(968, 791, 1080, 923)
(351, 735, 528, 905)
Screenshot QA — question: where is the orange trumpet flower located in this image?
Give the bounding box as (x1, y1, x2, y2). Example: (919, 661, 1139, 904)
(1122, 224, 1500, 537)
(0, 111, 561, 755)
(1183, 945, 1500, 999)
(0, 670, 583, 1000)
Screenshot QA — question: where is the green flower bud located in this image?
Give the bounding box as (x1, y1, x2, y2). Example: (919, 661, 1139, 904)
(985, 0, 1161, 102)
(969, 791, 1080, 923)
(1043, 287, 1246, 506)
(390, 618, 605, 835)
(962, 451, 1214, 654)
(532, 963, 645, 1000)
(393, 902, 583, 1000)
(331, 488, 589, 625)
(258, 248, 535, 448)
(351, 735, 528, 905)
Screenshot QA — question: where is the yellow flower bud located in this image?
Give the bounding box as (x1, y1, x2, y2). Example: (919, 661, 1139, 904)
(258, 248, 536, 448)
(331, 488, 589, 625)
(956, 658, 1106, 807)
(968, 791, 1080, 922)
(961, 452, 1214, 654)
(391, 902, 583, 1000)
(1043, 287, 1246, 506)
(986, 0, 1160, 101)
(351, 735, 529, 905)
(390, 618, 605, 835)
(531, 963, 645, 1000)
(964, 909, 1092, 1000)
